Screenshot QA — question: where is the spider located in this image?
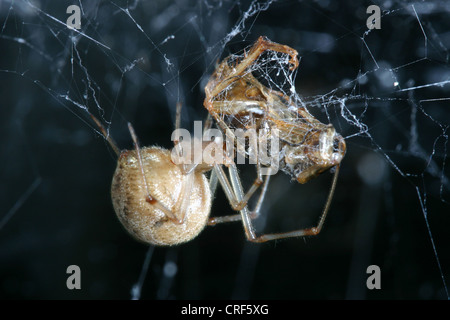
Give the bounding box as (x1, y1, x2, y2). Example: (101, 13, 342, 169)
(89, 105, 269, 246)
(90, 36, 345, 245)
(203, 36, 347, 242)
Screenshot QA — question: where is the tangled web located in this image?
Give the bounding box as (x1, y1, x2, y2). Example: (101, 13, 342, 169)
(0, 0, 449, 299)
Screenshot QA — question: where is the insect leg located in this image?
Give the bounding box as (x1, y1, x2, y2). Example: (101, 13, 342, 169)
(204, 36, 299, 99)
(245, 165, 341, 243)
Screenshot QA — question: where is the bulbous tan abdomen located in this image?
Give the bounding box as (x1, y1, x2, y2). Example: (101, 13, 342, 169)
(111, 146, 211, 246)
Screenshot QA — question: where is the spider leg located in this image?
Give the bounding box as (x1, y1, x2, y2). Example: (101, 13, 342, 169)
(237, 165, 341, 243)
(89, 112, 120, 156)
(211, 164, 246, 212)
(174, 101, 182, 137)
(203, 103, 264, 210)
(90, 113, 187, 225)
(207, 173, 270, 225)
(127, 123, 186, 225)
(250, 173, 271, 217)
(207, 151, 262, 212)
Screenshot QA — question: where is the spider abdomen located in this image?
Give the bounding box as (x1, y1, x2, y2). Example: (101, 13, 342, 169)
(111, 146, 211, 246)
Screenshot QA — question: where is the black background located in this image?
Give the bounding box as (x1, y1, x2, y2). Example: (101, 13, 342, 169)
(1, 0, 449, 299)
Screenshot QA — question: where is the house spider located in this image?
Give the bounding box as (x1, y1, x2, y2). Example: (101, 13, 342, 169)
(90, 36, 345, 246)
(89, 106, 269, 246)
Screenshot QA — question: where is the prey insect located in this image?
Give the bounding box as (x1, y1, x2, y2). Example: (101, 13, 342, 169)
(203, 36, 346, 241)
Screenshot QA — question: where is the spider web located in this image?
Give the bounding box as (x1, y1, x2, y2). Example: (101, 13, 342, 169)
(0, 0, 449, 300)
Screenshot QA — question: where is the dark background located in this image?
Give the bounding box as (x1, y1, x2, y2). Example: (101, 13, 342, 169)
(0, 0, 449, 299)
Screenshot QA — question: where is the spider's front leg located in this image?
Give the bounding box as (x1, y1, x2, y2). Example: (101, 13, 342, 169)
(207, 171, 270, 226)
(237, 165, 341, 243)
(127, 123, 189, 224)
(202, 101, 266, 216)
